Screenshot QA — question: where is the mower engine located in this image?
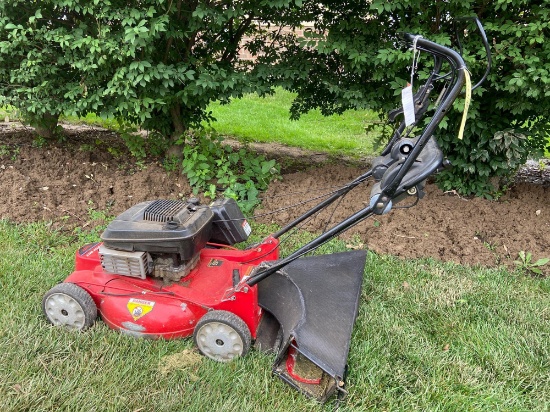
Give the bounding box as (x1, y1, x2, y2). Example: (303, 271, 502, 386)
(99, 198, 250, 282)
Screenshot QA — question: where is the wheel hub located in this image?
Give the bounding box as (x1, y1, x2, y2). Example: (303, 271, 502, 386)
(196, 321, 244, 362)
(44, 292, 86, 330)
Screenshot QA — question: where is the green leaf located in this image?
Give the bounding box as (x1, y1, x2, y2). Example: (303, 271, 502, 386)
(533, 258, 549, 267)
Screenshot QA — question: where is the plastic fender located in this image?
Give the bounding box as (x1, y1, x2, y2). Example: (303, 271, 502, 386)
(75, 242, 102, 271)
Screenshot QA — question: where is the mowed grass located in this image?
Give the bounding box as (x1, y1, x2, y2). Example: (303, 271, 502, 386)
(1, 220, 549, 411)
(207, 91, 550, 160)
(207, 89, 379, 158)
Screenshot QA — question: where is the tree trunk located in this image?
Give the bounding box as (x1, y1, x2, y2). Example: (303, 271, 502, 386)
(166, 104, 186, 159)
(30, 112, 60, 139)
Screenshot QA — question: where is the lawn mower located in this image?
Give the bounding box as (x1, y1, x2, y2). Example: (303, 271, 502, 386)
(42, 21, 490, 402)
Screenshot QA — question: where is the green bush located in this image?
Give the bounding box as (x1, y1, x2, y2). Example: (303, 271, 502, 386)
(276, 0, 550, 196)
(0, 0, 312, 144)
(180, 132, 280, 214)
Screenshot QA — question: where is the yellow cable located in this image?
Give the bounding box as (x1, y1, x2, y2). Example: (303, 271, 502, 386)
(457, 69, 472, 140)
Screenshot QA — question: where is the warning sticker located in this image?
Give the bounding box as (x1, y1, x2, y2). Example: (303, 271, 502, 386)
(127, 298, 155, 320)
(242, 220, 252, 236)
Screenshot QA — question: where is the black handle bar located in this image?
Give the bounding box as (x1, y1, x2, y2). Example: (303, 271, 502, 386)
(402, 33, 467, 73)
(369, 34, 468, 212)
(246, 31, 473, 286)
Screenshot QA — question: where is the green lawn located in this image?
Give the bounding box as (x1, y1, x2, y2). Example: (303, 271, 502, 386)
(1, 220, 549, 411)
(207, 89, 380, 159)
(208, 90, 550, 160)
(1, 93, 549, 410)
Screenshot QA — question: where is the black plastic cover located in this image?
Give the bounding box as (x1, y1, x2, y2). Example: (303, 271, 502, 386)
(380, 136, 443, 192)
(101, 200, 213, 259)
(257, 250, 367, 401)
(209, 198, 250, 245)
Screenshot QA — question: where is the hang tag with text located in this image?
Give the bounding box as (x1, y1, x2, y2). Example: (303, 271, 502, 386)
(401, 85, 415, 126)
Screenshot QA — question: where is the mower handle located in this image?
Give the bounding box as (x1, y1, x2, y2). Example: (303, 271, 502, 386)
(379, 30, 469, 158)
(247, 29, 476, 285)
(369, 33, 468, 214)
(401, 33, 467, 71)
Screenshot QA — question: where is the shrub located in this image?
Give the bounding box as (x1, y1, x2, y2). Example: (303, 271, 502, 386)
(276, 0, 550, 196)
(180, 132, 280, 214)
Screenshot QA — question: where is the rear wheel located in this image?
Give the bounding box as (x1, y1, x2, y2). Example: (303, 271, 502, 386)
(193, 310, 251, 362)
(42, 283, 97, 330)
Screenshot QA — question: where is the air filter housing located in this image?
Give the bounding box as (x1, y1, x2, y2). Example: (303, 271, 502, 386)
(99, 245, 151, 279)
(101, 199, 213, 260)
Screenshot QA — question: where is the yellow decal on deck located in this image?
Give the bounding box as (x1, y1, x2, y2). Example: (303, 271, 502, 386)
(127, 298, 155, 320)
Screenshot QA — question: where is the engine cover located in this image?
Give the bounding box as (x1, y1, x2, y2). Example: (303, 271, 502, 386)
(101, 199, 213, 260)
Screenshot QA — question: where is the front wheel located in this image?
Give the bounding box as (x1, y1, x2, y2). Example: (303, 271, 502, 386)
(42, 283, 97, 330)
(193, 310, 251, 362)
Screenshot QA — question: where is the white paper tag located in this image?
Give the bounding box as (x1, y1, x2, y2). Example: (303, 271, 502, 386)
(401, 85, 415, 126)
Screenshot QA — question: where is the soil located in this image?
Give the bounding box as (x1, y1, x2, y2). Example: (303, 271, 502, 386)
(1, 122, 548, 273)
